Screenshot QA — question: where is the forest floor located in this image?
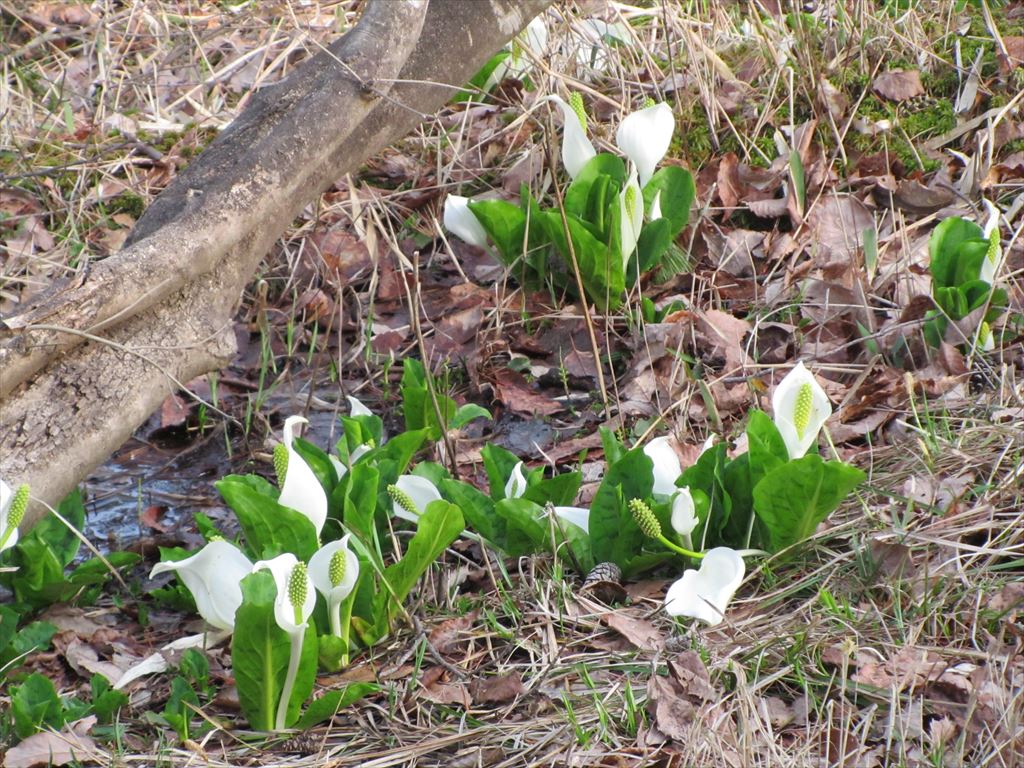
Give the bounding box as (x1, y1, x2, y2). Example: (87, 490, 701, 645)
(1, 1, 1023, 766)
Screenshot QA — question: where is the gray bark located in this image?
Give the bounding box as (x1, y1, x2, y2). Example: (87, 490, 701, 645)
(0, 0, 552, 528)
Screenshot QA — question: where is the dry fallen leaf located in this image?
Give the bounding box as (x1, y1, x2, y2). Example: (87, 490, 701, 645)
(417, 667, 471, 707)
(428, 612, 478, 655)
(470, 671, 524, 704)
(4, 716, 102, 768)
(872, 70, 925, 102)
(600, 611, 664, 651)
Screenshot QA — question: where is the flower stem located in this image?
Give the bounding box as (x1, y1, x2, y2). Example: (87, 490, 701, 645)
(275, 630, 304, 731)
(339, 597, 354, 667)
(329, 598, 342, 638)
(657, 533, 704, 560)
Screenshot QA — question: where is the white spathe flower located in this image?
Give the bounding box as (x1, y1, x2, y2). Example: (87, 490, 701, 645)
(546, 95, 597, 179)
(484, 15, 549, 90)
(670, 488, 698, 538)
(980, 199, 1001, 285)
(572, 18, 632, 72)
(1, 480, 28, 554)
(253, 553, 315, 732)
(615, 102, 674, 187)
(444, 195, 489, 249)
(771, 362, 832, 460)
(643, 436, 681, 497)
(392, 474, 443, 523)
(551, 505, 589, 533)
(619, 165, 643, 268)
(278, 416, 328, 537)
(663, 547, 745, 626)
(253, 553, 315, 637)
(150, 540, 254, 632)
(505, 461, 528, 499)
(309, 534, 360, 637)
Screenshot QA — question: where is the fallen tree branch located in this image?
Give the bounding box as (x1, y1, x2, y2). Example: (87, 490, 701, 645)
(1, 0, 552, 527)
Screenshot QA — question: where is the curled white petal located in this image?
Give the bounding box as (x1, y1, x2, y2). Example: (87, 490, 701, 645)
(616, 102, 675, 187)
(643, 436, 681, 497)
(670, 488, 698, 538)
(505, 461, 528, 499)
(546, 95, 597, 179)
(982, 199, 1000, 238)
(150, 540, 253, 632)
(551, 505, 589, 533)
(309, 534, 360, 606)
(619, 165, 643, 268)
(0, 479, 17, 553)
(771, 362, 832, 460)
(347, 396, 373, 418)
(253, 553, 315, 636)
(663, 547, 745, 626)
(278, 416, 328, 537)
(649, 189, 663, 221)
(444, 195, 489, 249)
(392, 474, 443, 523)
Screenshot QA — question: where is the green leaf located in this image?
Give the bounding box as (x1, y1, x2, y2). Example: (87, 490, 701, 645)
(450, 403, 492, 430)
(753, 455, 866, 552)
(68, 552, 142, 587)
(643, 165, 695, 237)
(295, 683, 380, 729)
(377, 501, 464, 620)
(524, 471, 582, 508)
(11, 672, 64, 739)
(90, 674, 129, 723)
(929, 216, 984, 288)
(679, 443, 733, 547)
(232, 571, 318, 731)
(217, 479, 318, 561)
(340, 462, 380, 544)
(440, 478, 499, 544)
(481, 444, 523, 500)
(636, 218, 672, 273)
(540, 210, 623, 311)
(565, 153, 627, 218)
(745, 410, 788, 485)
(467, 200, 527, 265)
(8, 539, 68, 606)
(589, 446, 654, 567)
(493, 498, 549, 556)
(789, 150, 805, 214)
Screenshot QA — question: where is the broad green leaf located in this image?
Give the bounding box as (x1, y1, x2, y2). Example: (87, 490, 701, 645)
(0, 620, 55, 674)
(929, 216, 983, 288)
(451, 403, 492, 429)
(753, 455, 865, 552)
(90, 674, 129, 722)
(467, 199, 527, 266)
(481, 444, 523, 500)
(565, 153, 627, 217)
(589, 446, 654, 567)
(232, 571, 318, 731)
(377, 500, 464, 620)
(11, 672, 64, 739)
(440, 478, 499, 544)
(789, 150, 805, 214)
(494, 498, 549, 556)
(643, 165, 695, 237)
(745, 410, 788, 484)
(540, 210, 623, 311)
(524, 471, 582, 507)
(216, 479, 318, 561)
(636, 218, 672, 274)
(679, 443, 733, 547)
(295, 683, 380, 729)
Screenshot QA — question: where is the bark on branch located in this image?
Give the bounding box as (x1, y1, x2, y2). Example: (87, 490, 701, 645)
(1, 0, 552, 527)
